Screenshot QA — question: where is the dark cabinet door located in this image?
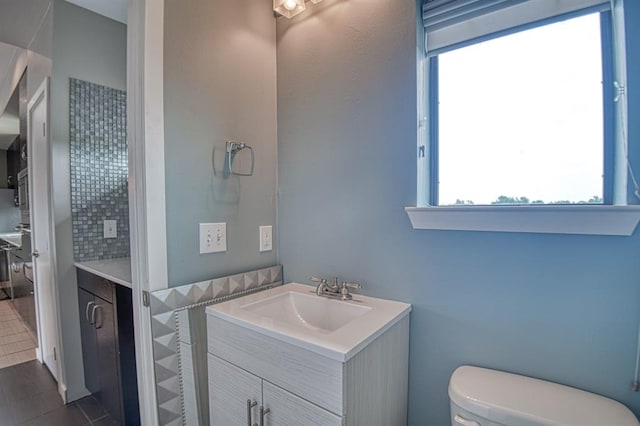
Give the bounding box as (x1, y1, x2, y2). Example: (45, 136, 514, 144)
(115, 285, 140, 425)
(94, 297, 123, 422)
(77, 269, 138, 424)
(78, 288, 99, 393)
(6, 143, 19, 189)
(18, 74, 27, 173)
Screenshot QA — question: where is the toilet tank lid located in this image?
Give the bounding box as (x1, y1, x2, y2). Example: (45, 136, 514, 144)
(449, 366, 639, 426)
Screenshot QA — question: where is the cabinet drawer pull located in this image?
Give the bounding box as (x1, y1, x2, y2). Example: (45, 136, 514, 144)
(454, 414, 480, 426)
(246, 399, 257, 426)
(86, 301, 95, 324)
(93, 305, 103, 329)
(91, 304, 98, 328)
(259, 406, 270, 426)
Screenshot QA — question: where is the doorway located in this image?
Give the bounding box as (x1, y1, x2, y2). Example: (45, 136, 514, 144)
(27, 78, 61, 383)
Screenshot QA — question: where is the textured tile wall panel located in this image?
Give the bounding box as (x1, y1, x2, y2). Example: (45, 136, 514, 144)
(150, 265, 283, 425)
(69, 78, 130, 261)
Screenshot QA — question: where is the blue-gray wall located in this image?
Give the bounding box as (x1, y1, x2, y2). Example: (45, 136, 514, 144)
(163, 0, 278, 287)
(52, 0, 127, 400)
(276, 0, 640, 424)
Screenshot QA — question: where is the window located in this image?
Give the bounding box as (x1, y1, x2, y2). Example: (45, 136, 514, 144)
(424, 4, 614, 206)
(408, 0, 640, 235)
(435, 13, 608, 206)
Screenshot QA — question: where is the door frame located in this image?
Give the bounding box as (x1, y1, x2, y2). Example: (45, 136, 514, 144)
(27, 77, 65, 396)
(127, 0, 169, 423)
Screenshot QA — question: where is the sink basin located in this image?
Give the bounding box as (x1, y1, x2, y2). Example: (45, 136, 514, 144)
(240, 291, 371, 333)
(207, 283, 411, 361)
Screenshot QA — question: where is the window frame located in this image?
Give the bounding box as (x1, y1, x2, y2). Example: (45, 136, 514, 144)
(428, 9, 615, 207)
(408, 4, 640, 236)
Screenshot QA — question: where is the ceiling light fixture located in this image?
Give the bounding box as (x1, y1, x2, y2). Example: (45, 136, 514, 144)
(273, 0, 305, 18)
(273, 0, 323, 19)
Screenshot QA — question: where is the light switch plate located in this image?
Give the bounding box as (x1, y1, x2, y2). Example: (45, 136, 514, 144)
(259, 225, 272, 252)
(104, 220, 117, 239)
(200, 223, 227, 254)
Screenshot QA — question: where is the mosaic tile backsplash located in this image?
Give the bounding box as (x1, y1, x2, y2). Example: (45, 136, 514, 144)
(70, 78, 130, 261)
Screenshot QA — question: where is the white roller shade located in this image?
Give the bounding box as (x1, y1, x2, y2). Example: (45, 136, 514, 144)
(423, 0, 610, 54)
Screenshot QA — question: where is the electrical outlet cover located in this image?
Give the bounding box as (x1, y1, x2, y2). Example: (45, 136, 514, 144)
(200, 223, 227, 254)
(104, 220, 117, 239)
(259, 225, 273, 252)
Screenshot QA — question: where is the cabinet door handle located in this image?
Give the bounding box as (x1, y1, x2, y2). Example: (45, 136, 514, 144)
(93, 305, 104, 329)
(86, 301, 95, 324)
(259, 406, 270, 426)
(246, 399, 257, 426)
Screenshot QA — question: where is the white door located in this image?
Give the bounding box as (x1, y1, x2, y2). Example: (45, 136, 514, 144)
(28, 79, 60, 381)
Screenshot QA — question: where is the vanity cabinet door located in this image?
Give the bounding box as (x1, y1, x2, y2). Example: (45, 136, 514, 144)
(94, 296, 122, 423)
(209, 355, 261, 426)
(262, 381, 343, 426)
(77, 269, 139, 425)
(78, 288, 99, 393)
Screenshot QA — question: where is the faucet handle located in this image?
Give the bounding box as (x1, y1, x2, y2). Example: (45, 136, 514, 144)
(340, 282, 362, 300)
(342, 282, 362, 289)
(310, 276, 327, 284)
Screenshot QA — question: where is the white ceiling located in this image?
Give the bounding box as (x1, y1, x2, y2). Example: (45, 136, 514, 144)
(0, 0, 52, 49)
(64, 0, 128, 24)
(0, 86, 19, 150)
(0, 42, 23, 150)
(0, 0, 127, 150)
(0, 43, 21, 89)
(0, 0, 49, 149)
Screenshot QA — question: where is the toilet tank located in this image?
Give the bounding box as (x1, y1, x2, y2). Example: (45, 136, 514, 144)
(449, 366, 639, 426)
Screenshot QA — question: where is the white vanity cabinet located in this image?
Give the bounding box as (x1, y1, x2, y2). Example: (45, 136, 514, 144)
(209, 355, 341, 425)
(208, 355, 261, 425)
(207, 286, 411, 426)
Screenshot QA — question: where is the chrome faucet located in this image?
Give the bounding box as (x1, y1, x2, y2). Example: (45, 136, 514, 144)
(311, 276, 339, 296)
(310, 276, 362, 301)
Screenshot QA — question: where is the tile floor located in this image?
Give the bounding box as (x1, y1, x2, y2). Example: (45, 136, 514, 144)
(0, 299, 117, 425)
(0, 360, 117, 425)
(0, 300, 37, 369)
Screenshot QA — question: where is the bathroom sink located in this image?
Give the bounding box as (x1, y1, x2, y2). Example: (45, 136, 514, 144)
(207, 283, 411, 361)
(240, 290, 371, 333)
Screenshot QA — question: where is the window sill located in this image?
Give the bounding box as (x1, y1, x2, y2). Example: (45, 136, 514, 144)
(405, 205, 640, 236)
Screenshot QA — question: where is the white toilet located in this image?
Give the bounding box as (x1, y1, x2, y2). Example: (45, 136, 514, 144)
(449, 366, 639, 426)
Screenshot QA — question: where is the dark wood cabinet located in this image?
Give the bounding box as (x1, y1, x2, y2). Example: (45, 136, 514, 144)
(6, 138, 20, 190)
(78, 288, 99, 393)
(9, 247, 37, 337)
(5, 71, 25, 192)
(17, 72, 27, 173)
(77, 269, 140, 425)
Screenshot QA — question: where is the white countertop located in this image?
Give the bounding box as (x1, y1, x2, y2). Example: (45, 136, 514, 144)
(75, 258, 132, 288)
(207, 283, 411, 362)
(0, 232, 23, 248)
